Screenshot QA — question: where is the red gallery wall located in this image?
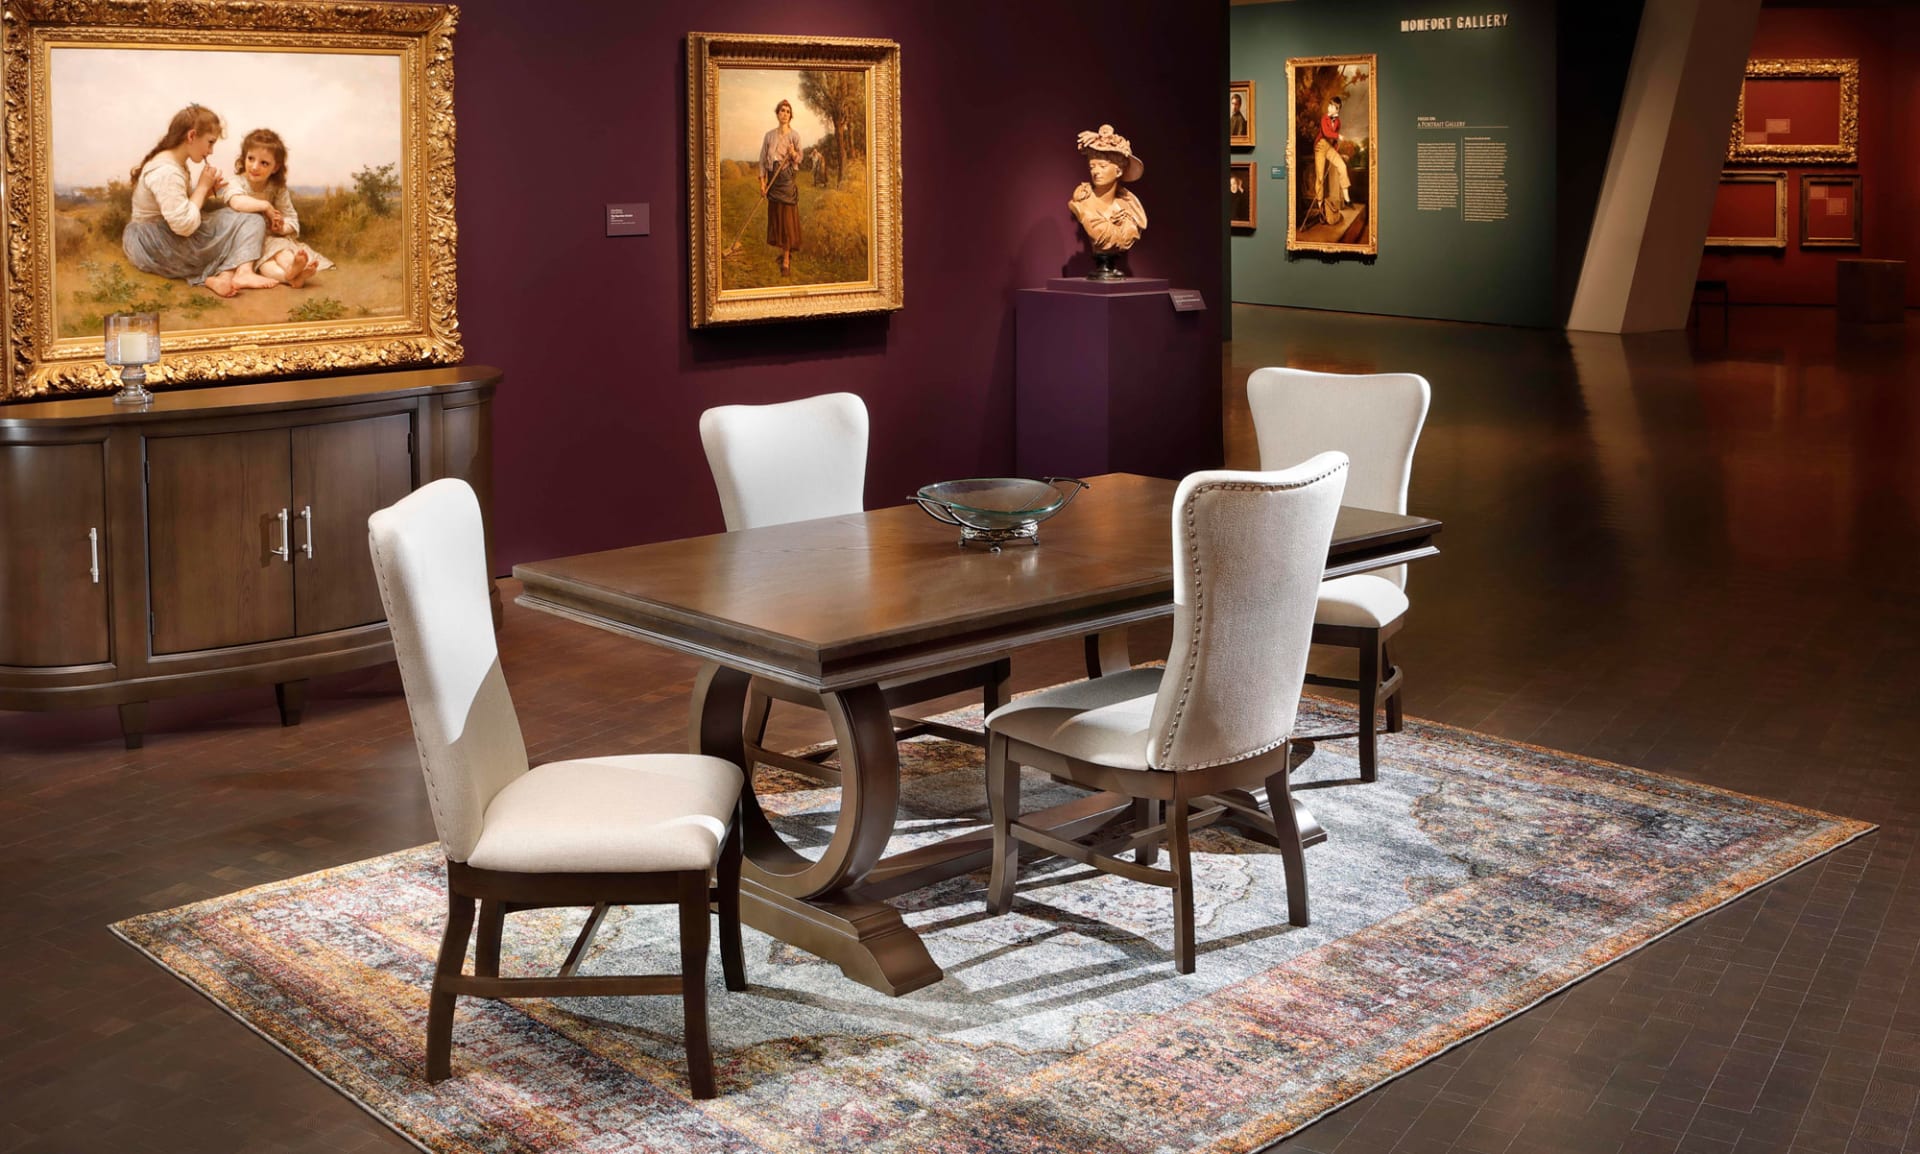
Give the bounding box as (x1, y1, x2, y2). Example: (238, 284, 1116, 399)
(449, 0, 1228, 570)
(1697, 8, 1920, 307)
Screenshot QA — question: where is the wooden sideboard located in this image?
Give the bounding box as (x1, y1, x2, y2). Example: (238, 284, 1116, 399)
(0, 366, 501, 747)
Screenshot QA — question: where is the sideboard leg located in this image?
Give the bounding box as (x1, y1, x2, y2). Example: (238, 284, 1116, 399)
(118, 701, 148, 750)
(276, 679, 309, 727)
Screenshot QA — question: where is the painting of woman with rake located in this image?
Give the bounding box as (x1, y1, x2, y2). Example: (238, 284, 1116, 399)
(759, 99, 804, 275)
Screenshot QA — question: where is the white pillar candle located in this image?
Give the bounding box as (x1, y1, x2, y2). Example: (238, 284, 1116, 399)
(116, 332, 153, 363)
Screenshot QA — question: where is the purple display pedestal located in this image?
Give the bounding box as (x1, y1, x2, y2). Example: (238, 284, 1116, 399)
(1015, 278, 1219, 481)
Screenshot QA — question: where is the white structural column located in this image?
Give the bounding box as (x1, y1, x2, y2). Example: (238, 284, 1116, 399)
(1568, 0, 1761, 334)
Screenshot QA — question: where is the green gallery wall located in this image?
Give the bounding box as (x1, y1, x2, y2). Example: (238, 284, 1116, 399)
(1229, 0, 1560, 327)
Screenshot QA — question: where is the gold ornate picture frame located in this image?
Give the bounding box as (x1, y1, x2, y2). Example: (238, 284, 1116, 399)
(0, 0, 460, 401)
(1285, 54, 1378, 256)
(1727, 58, 1859, 166)
(687, 32, 903, 329)
(1704, 170, 1788, 249)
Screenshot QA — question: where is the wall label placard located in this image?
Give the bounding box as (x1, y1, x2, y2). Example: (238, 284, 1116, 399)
(1400, 14, 1509, 32)
(1270, 165, 1285, 180)
(606, 203, 650, 237)
(1413, 118, 1511, 223)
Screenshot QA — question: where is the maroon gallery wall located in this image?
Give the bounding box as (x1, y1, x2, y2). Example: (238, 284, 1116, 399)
(1697, 7, 1920, 308)
(449, 0, 1228, 569)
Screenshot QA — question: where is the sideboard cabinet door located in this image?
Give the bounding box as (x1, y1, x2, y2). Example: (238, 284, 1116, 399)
(290, 413, 413, 636)
(0, 443, 110, 666)
(146, 429, 297, 655)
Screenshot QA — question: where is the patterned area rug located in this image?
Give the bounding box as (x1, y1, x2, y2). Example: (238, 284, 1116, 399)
(113, 698, 1873, 1154)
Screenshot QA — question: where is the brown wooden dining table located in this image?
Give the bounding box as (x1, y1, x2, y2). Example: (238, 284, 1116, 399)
(513, 472, 1441, 996)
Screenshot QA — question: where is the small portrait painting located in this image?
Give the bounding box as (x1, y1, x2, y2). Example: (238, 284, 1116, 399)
(1230, 162, 1256, 229)
(1229, 80, 1256, 148)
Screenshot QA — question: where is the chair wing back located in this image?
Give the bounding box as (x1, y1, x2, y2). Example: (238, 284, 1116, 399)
(367, 479, 529, 862)
(700, 392, 869, 531)
(1246, 368, 1429, 587)
(1147, 453, 1349, 771)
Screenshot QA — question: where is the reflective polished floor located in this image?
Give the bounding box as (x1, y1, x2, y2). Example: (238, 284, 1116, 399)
(2, 304, 1916, 1153)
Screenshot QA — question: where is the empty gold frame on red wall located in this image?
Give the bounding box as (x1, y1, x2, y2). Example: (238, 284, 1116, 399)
(1705, 171, 1788, 249)
(1726, 58, 1859, 166)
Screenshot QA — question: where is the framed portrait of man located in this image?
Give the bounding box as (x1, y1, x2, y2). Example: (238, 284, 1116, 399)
(1, 0, 460, 400)
(687, 32, 904, 328)
(1285, 54, 1378, 256)
(1230, 162, 1256, 229)
(1229, 81, 1255, 149)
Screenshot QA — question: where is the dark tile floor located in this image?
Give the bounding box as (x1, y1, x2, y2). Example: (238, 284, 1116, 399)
(3, 305, 1916, 1153)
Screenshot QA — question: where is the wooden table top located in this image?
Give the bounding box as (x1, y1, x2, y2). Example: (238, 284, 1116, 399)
(514, 473, 1441, 691)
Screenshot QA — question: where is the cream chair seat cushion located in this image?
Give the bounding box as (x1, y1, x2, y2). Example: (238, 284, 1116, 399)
(984, 667, 1164, 771)
(465, 755, 743, 874)
(1314, 573, 1410, 630)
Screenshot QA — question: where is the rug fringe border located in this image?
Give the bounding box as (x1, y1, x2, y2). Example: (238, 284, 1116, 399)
(1247, 818, 1878, 1154)
(107, 922, 437, 1154)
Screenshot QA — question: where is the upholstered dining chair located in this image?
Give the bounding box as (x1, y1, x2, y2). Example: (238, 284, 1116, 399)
(984, 454, 1348, 973)
(1245, 367, 1431, 783)
(367, 479, 745, 1098)
(699, 392, 1010, 783)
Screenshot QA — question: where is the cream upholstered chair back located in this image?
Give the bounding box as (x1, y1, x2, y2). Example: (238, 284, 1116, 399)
(367, 478, 530, 863)
(699, 392, 869, 531)
(1146, 453, 1348, 771)
(1245, 368, 1430, 588)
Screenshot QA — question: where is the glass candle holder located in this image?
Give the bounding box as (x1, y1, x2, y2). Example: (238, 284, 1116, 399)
(104, 312, 161, 405)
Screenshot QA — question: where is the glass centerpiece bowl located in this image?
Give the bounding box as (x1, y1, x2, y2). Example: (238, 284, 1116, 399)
(912, 476, 1089, 551)
(103, 312, 161, 405)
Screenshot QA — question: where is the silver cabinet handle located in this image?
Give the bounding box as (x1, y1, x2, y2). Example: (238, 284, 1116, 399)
(89, 527, 101, 584)
(299, 505, 314, 559)
(272, 507, 291, 561)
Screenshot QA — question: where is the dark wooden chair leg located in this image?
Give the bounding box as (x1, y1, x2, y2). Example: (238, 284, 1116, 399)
(982, 659, 1010, 715)
(474, 900, 505, 979)
(1084, 630, 1130, 679)
(427, 877, 478, 1083)
(118, 701, 148, 750)
(1383, 640, 1405, 734)
(1168, 793, 1196, 975)
(986, 732, 1020, 915)
(678, 871, 717, 1100)
(716, 815, 746, 992)
(1356, 630, 1381, 783)
(1266, 761, 1310, 928)
(1133, 797, 1162, 866)
(274, 679, 308, 727)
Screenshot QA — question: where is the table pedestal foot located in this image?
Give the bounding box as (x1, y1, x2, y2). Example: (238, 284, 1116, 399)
(739, 878, 941, 996)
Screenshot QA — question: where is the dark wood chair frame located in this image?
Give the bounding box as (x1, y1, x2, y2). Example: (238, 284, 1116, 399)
(743, 659, 1011, 785)
(987, 732, 1321, 974)
(1302, 615, 1405, 783)
(427, 813, 746, 1098)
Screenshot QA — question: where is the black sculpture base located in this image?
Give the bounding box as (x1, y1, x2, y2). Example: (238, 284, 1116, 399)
(1087, 252, 1127, 281)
